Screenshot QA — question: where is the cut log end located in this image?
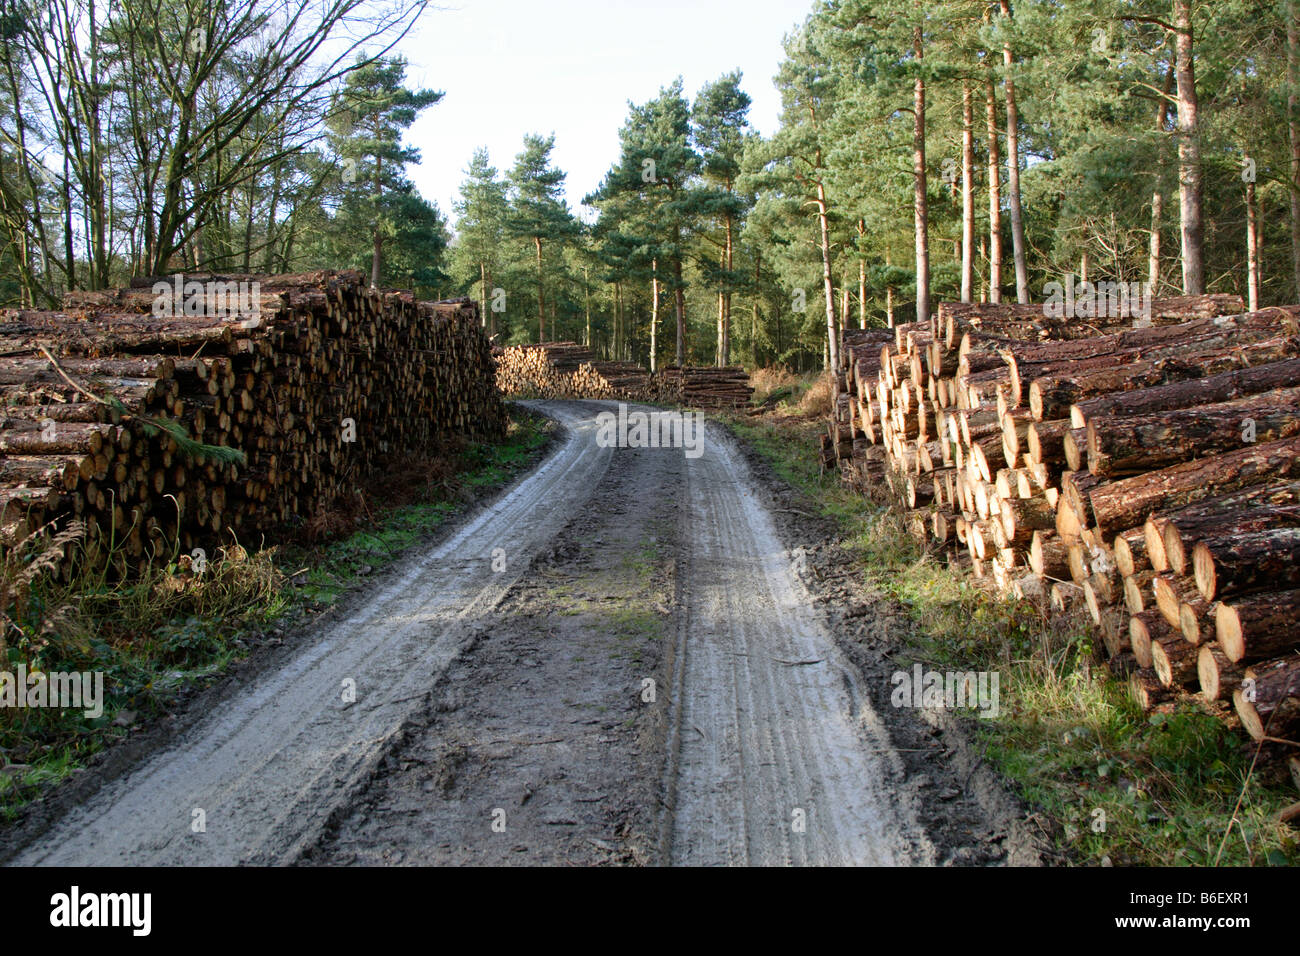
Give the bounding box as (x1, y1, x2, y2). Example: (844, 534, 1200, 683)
(1216, 602, 1244, 662)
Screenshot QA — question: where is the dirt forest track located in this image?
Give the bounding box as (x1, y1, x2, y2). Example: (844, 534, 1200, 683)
(0, 401, 1019, 867)
(667, 429, 928, 864)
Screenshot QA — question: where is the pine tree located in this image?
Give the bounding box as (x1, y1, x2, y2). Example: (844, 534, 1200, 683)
(693, 71, 752, 366)
(590, 80, 704, 366)
(505, 133, 579, 342)
(761, 20, 844, 370)
(327, 56, 442, 287)
(451, 148, 509, 335)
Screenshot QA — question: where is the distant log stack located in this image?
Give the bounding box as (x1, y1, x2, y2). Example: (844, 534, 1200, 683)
(494, 342, 661, 402)
(658, 366, 753, 408)
(829, 295, 1300, 755)
(493, 343, 752, 408)
(0, 270, 505, 577)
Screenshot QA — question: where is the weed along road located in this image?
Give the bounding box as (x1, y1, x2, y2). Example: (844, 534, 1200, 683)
(6, 401, 934, 867)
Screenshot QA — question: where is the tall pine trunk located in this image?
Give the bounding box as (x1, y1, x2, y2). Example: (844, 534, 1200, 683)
(885, 246, 895, 327)
(986, 76, 1003, 304)
(1246, 174, 1260, 310)
(840, 275, 850, 343)
(716, 251, 725, 366)
(816, 178, 839, 373)
(722, 214, 733, 365)
(858, 222, 867, 329)
(999, 1, 1029, 304)
(1174, 0, 1205, 294)
(1149, 67, 1174, 292)
(63, 152, 74, 288)
(673, 258, 685, 367)
(961, 81, 975, 303)
(262, 158, 283, 273)
(1289, 0, 1300, 298)
(912, 25, 930, 326)
(650, 259, 659, 373)
(87, 0, 108, 290)
(1149, 191, 1164, 292)
(370, 154, 383, 287)
(535, 235, 546, 342)
(613, 281, 623, 360)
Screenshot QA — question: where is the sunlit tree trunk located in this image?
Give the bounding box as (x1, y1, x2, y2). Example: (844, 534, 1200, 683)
(912, 25, 930, 326)
(1174, 0, 1205, 294)
(999, 1, 1029, 303)
(961, 81, 975, 303)
(986, 76, 1002, 304)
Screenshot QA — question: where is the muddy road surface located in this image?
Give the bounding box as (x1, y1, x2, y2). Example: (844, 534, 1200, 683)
(3, 400, 1029, 866)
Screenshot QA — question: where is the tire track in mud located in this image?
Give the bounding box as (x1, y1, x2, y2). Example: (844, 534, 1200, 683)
(305, 441, 681, 865)
(5, 400, 984, 867)
(307, 406, 935, 866)
(5, 401, 611, 866)
(664, 424, 933, 865)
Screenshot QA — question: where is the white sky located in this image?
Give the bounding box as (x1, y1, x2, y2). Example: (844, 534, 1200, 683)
(394, 0, 814, 231)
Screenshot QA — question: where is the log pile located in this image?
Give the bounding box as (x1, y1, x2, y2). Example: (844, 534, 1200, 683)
(658, 366, 753, 408)
(0, 270, 505, 577)
(829, 295, 1300, 754)
(493, 343, 753, 407)
(494, 342, 659, 402)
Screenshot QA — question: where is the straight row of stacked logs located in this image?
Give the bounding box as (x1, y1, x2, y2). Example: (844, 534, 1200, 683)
(830, 296, 1300, 752)
(493, 342, 753, 408)
(0, 271, 506, 577)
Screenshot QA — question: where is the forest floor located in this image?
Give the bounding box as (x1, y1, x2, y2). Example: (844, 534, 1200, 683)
(0, 400, 1037, 866)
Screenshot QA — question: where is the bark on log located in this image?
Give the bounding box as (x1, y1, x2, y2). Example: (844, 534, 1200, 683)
(1085, 436, 1300, 538)
(1086, 385, 1300, 478)
(1152, 572, 1198, 629)
(1130, 667, 1173, 710)
(1130, 609, 1178, 669)
(1198, 644, 1246, 701)
(1193, 527, 1300, 601)
(1029, 529, 1071, 579)
(1071, 354, 1300, 428)
(1030, 327, 1300, 420)
(1215, 588, 1300, 662)
(1152, 629, 1200, 687)
(1122, 570, 1158, 613)
(1114, 527, 1150, 577)
(1160, 491, 1300, 576)
(1234, 657, 1300, 741)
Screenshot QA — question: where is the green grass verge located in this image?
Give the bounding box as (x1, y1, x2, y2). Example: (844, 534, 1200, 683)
(0, 409, 553, 818)
(722, 411, 1299, 867)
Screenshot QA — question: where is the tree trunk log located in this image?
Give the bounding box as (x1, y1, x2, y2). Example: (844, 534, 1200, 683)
(1234, 657, 1300, 741)
(1086, 385, 1300, 478)
(1194, 527, 1300, 601)
(1215, 588, 1300, 663)
(1198, 644, 1246, 702)
(1086, 436, 1300, 538)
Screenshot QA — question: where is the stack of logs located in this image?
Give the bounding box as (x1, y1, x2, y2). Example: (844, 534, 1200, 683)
(0, 270, 505, 577)
(829, 295, 1300, 752)
(494, 342, 753, 408)
(494, 342, 660, 402)
(658, 365, 754, 408)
